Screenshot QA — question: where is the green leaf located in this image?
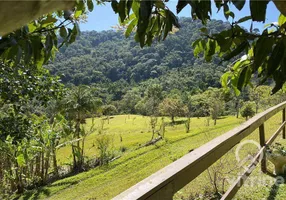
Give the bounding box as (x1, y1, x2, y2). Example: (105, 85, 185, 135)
(189, 0, 211, 24)
(41, 15, 57, 26)
(87, 0, 94, 12)
(192, 39, 205, 57)
(223, 41, 248, 61)
(28, 22, 37, 32)
(31, 36, 44, 65)
(225, 10, 235, 19)
(253, 36, 274, 71)
(126, 0, 133, 17)
(177, 0, 189, 14)
(118, 0, 127, 22)
(155, 0, 165, 9)
(205, 39, 216, 61)
(45, 34, 53, 52)
(69, 23, 80, 44)
(278, 14, 286, 26)
(131, 1, 140, 18)
(111, 1, 119, 13)
(200, 27, 208, 33)
(15, 46, 22, 66)
(237, 16, 252, 24)
(221, 71, 231, 88)
(75, 10, 83, 18)
(272, 70, 285, 94)
(237, 66, 248, 90)
(24, 41, 32, 64)
(137, 1, 152, 47)
(7, 45, 18, 61)
(232, 0, 245, 10)
(60, 26, 68, 39)
(231, 76, 241, 96)
(16, 153, 25, 167)
(250, 0, 269, 22)
(266, 41, 284, 76)
(125, 18, 137, 37)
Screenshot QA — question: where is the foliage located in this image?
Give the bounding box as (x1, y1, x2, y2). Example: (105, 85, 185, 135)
(102, 104, 118, 116)
(63, 85, 102, 171)
(241, 101, 256, 120)
(96, 134, 114, 166)
(47, 19, 228, 97)
(15, 115, 247, 200)
(159, 97, 188, 123)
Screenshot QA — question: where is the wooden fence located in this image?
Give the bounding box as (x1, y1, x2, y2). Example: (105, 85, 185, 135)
(113, 101, 286, 200)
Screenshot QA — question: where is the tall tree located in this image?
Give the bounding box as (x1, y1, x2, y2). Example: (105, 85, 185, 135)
(63, 85, 102, 171)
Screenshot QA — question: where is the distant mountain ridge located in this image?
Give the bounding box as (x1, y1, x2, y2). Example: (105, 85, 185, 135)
(46, 18, 230, 100)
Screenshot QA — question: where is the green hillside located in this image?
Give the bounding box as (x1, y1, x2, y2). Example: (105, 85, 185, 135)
(46, 19, 230, 99)
(18, 115, 243, 199)
(17, 114, 286, 200)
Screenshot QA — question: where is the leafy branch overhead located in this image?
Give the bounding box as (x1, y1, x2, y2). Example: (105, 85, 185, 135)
(115, 0, 286, 94)
(1, 0, 286, 93)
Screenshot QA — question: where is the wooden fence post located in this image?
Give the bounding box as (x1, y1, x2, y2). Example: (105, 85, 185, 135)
(259, 123, 266, 173)
(283, 108, 286, 139)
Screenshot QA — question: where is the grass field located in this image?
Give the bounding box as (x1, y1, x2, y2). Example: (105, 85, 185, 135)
(17, 114, 286, 200)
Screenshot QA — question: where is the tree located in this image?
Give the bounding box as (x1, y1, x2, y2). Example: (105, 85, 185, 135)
(102, 105, 117, 116)
(189, 93, 209, 118)
(241, 102, 256, 120)
(159, 97, 188, 123)
(102, 104, 118, 124)
(119, 88, 141, 114)
(204, 88, 225, 125)
(145, 84, 163, 115)
(249, 85, 272, 113)
(63, 85, 102, 171)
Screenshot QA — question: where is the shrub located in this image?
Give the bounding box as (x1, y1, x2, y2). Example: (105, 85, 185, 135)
(96, 134, 114, 165)
(241, 102, 256, 120)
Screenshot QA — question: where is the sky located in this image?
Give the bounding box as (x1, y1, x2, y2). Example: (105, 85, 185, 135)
(80, 1, 281, 32)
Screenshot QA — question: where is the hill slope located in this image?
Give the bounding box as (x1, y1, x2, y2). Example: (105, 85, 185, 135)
(46, 18, 230, 100)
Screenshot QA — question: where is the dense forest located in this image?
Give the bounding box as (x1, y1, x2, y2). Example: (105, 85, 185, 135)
(47, 18, 229, 101)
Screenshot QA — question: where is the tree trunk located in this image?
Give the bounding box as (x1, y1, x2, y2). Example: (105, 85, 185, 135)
(235, 99, 239, 118)
(41, 151, 45, 183)
(14, 162, 24, 194)
(52, 148, 59, 178)
(214, 118, 217, 125)
(35, 153, 41, 178)
(72, 145, 77, 171)
(80, 137, 85, 169)
(44, 150, 50, 183)
(171, 116, 175, 124)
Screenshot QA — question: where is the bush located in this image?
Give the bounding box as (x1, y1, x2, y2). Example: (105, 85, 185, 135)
(241, 102, 255, 120)
(96, 134, 114, 165)
(102, 105, 117, 116)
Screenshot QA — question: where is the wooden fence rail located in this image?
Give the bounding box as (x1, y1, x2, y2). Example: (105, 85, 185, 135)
(113, 102, 286, 200)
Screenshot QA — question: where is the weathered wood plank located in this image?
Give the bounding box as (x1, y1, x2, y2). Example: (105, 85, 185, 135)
(283, 109, 286, 139)
(259, 124, 266, 172)
(267, 121, 286, 146)
(221, 121, 286, 200)
(113, 101, 286, 200)
(221, 147, 265, 200)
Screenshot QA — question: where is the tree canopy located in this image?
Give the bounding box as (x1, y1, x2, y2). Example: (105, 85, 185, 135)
(0, 1, 286, 93)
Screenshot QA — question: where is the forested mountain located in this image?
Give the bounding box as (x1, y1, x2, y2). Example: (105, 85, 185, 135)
(46, 18, 230, 101)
